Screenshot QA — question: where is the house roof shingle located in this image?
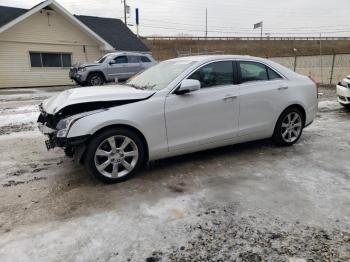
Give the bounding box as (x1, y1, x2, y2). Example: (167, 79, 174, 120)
(0, 5, 149, 52)
(75, 15, 149, 52)
(0, 6, 27, 28)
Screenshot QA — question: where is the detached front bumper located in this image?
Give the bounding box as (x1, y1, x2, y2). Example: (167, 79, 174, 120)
(336, 84, 350, 105)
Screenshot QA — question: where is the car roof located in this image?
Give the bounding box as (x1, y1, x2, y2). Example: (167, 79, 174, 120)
(106, 51, 151, 56)
(168, 55, 268, 63)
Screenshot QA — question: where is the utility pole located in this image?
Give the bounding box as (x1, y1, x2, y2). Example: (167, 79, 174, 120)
(320, 32, 323, 84)
(205, 8, 208, 39)
(123, 0, 127, 25)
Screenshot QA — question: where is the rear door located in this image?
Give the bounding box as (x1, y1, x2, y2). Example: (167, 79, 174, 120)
(237, 60, 287, 136)
(127, 55, 143, 77)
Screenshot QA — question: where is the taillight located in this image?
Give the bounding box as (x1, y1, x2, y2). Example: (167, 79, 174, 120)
(308, 74, 319, 98)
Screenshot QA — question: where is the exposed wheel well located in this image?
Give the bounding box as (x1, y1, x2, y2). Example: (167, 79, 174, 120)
(87, 71, 106, 82)
(280, 104, 306, 126)
(81, 124, 149, 163)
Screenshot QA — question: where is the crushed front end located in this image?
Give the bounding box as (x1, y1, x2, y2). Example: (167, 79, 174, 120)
(37, 104, 91, 158)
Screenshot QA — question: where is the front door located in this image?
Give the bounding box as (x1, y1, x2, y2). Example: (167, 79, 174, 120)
(107, 55, 129, 81)
(165, 61, 239, 151)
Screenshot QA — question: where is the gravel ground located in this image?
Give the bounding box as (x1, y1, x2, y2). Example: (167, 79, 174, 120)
(0, 86, 349, 261)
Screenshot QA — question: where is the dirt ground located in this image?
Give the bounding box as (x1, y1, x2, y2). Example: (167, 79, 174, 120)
(0, 86, 349, 262)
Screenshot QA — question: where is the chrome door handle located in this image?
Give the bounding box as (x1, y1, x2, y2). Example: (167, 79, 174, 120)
(277, 86, 288, 90)
(223, 95, 237, 102)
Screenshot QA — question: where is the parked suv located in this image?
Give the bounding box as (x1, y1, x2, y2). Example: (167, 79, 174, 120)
(69, 52, 157, 86)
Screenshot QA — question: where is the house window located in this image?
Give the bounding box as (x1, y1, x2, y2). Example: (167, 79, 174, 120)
(29, 52, 72, 68)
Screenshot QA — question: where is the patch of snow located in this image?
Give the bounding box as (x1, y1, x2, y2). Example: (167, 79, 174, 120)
(318, 101, 342, 112)
(0, 112, 38, 127)
(0, 194, 202, 262)
(4, 105, 38, 114)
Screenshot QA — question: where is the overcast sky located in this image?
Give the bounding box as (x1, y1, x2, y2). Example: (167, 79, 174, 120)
(1, 0, 350, 37)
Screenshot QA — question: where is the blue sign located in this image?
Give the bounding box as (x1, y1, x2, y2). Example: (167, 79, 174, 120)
(136, 8, 139, 25)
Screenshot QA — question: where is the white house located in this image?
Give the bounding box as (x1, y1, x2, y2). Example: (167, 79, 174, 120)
(0, 0, 149, 88)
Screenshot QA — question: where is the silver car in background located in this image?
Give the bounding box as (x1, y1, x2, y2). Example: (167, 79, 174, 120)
(69, 52, 157, 86)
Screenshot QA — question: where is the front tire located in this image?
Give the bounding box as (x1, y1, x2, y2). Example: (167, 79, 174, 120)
(87, 73, 104, 86)
(84, 128, 146, 184)
(272, 107, 304, 146)
(340, 103, 350, 110)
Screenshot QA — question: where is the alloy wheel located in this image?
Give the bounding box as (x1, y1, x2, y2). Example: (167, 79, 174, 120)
(90, 75, 102, 85)
(94, 135, 139, 178)
(281, 112, 302, 143)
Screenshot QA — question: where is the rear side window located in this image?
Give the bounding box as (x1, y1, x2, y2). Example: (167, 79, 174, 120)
(128, 56, 140, 63)
(239, 61, 268, 82)
(114, 56, 128, 64)
(140, 56, 151, 63)
(239, 61, 282, 83)
(188, 61, 234, 88)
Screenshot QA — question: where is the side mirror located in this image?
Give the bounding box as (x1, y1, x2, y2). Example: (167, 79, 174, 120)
(109, 60, 116, 65)
(175, 79, 200, 95)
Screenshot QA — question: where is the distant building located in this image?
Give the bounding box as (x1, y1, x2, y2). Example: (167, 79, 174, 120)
(0, 0, 149, 88)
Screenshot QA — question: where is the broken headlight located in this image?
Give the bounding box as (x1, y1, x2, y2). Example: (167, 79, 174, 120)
(340, 80, 349, 88)
(56, 109, 106, 138)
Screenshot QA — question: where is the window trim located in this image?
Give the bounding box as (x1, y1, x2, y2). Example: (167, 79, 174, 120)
(172, 59, 237, 94)
(113, 55, 129, 64)
(237, 60, 285, 84)
(29, 52, 72, 68)
(140, 56, 152, 63)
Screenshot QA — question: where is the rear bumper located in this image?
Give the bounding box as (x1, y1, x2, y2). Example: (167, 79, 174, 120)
(336, 84, 350, 104)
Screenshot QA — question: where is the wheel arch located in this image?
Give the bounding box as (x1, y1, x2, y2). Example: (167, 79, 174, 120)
(278, 104, 306, 127)
(80, 123, 149, 163)
(87, 70, 107, 82)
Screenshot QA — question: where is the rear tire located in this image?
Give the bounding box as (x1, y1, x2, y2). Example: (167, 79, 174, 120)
(87, 73, 104, 86)
(84, 128, 146, 184)
(272, 107, 304, 146)
(340, 103, 350, 110)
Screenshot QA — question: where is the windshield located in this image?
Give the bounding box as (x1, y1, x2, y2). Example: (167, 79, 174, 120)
(96, 54, 113, 63)
(125, 60, 195, 91)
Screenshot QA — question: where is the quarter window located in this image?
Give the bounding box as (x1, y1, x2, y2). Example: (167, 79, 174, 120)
(267, 67, 282, 80)
(29, 52, 72, 68)
(188, 61, 234, 88)
(239, 61, 282, 83)
(140, 56, 151, 63)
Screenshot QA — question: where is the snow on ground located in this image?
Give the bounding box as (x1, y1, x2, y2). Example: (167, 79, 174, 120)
(318, 100, 343, 112)
(0, 86, 349, 261)
(0, 112, 38, 127)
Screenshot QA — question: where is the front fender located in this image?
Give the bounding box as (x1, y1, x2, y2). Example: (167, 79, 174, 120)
(67, 97, 168, 160)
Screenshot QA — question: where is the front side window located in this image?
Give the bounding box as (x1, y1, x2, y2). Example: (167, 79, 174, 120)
(114, 56, 128, 64)
(29, 52, 72, 68)
(188, 61, 234, 88)
(239, 61, 282, 83)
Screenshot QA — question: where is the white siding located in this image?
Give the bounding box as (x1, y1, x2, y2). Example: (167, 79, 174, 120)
(0, 10, 105, 88)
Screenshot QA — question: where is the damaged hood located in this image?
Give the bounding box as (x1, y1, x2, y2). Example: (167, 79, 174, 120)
(42, 85, 156, 115)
